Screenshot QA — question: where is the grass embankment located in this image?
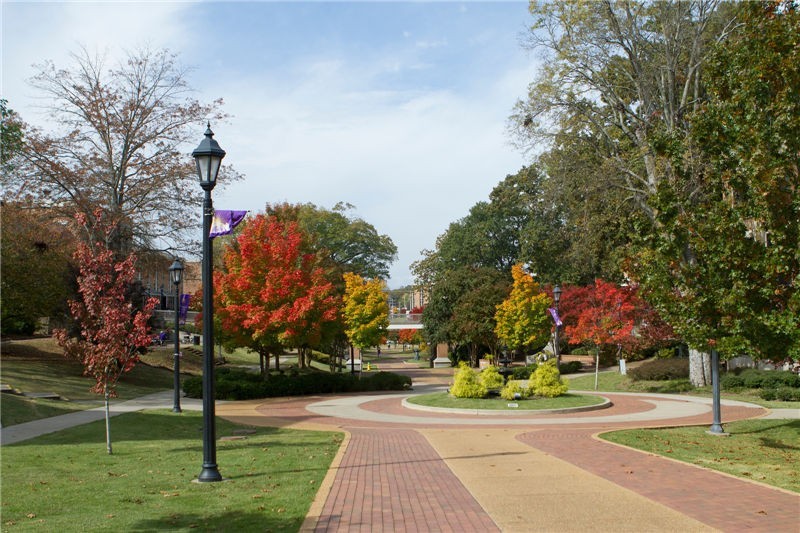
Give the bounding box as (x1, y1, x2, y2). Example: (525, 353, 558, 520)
(2, 410, 343, 531)
(569, 368, 800, 492)
(408, 392, 604, 410)
(567, 370, 800, 409)
(602, 419, 800, 493)
(1, 338, 176, 426)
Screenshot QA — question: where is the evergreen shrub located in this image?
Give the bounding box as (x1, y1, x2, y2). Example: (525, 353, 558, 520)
(529, 360, 568, 398)
(738, 369, 800, 389)
(480, 366, 505, 390)
(627, 358, 689, 381)
(500, 381, 529, 400)
(183, 367, 411, 400)
(450, 362, 488, 399)
(512, 364, 537, 379)
(558, 361, 583, 374)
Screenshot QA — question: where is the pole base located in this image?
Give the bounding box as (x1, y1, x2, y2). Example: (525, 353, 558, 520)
(172, 406, 182, 413)
(706, 426, 730, 437)
(197, 465, 223, 482)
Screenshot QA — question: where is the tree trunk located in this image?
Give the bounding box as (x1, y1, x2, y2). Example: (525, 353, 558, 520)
(689, 348, 711, 387)
(104, 389, 113, 455)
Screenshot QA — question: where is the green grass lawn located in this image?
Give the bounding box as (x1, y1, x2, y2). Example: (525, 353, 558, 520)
(0, 393, 86, 427)
(407, 391, 605, 410)
(1, 410, 343, 531)
(601, 419, 800, 493)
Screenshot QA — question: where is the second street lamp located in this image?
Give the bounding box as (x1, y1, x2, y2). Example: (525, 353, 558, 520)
(169, 258, 184, 413)
(193, 123, 226, 483)
(553, 284, 562, 367)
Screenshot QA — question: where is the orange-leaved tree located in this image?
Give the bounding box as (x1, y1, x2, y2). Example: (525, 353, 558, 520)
(214, 214, 339, 371)
(54, 210, 157, 454)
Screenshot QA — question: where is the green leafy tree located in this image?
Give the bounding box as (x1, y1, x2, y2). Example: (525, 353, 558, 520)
(342, 272, 389, 353)
(512, 1, 736, 222)
(1, 203, 73, 334)
(0, 99, 24, 168)
(267, 202, 397, 280)
(494, 264, 551, 356)
(630, 1, 800, 367)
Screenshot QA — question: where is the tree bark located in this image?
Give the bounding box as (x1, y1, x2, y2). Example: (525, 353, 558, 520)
(689, 348, 711, 387)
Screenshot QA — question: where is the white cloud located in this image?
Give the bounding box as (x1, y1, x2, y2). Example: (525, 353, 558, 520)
(3, 1, 536, 288)
(2, 1, 192, 126)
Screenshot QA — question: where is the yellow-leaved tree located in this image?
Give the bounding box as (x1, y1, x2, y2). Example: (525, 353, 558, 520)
(494, 264, 551, 357)
(342, 272, 389, 361)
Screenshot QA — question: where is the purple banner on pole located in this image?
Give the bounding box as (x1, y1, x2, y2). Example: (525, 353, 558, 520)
(209, 210, 247, 238)
(548, 307, 563, 327)
(179, 294, 191, 325)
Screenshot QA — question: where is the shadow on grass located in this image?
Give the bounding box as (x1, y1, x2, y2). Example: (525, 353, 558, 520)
(130, 509, 301, 532)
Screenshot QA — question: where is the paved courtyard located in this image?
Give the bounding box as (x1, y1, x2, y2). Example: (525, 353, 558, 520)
(215, 359, 800, 533)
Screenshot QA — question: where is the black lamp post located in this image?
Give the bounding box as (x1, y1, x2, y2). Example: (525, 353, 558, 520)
(169, 258, 184, 413)
(553, 284, 562, 366)
(193, 123, 226, 482)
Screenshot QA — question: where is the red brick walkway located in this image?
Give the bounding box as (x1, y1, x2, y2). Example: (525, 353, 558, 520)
(518, 428, 800, 532)
(314, 428, 499, 532)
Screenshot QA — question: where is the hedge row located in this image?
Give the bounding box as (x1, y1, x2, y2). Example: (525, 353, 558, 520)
(721, 369, 800, 390)
(759, 387, 800, 401)
(183, 367, 412, 400)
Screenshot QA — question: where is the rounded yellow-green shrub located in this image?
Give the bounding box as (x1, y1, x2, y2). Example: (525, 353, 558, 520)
(480, 365, 505, 390)
(450, 362, 489, 399)
(500, 380, 530, 400)
(529, 359, 569, 398)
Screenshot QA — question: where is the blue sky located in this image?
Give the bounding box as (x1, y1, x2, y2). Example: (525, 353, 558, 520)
(2, 1, 539, 288)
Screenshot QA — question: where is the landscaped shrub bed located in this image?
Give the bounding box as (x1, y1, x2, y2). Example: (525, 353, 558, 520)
(721, 368, 800, 401)
(628, 358, 689, 381)
(512, 364, 537, 379)
(722, 369, 800, 390)
(759, 387, 800, 401)
(559, 361, 583, 374)
(183, 367, 411, 400)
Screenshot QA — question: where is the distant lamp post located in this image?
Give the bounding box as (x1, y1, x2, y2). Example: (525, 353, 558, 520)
(193, 123, 226, 482)
(553, 284, 562, 366)
(169, 258, 184, 413)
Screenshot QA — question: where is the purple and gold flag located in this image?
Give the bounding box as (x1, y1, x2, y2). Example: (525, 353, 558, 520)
(179, 294, 191, 325)
(548, 307, 563, 327)
(209, 210, 247, 238)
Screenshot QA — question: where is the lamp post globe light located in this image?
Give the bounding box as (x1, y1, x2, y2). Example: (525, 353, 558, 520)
(193, 124, 226, 482)
(169, 258, 184, 413)
(553, 284, 562, 366)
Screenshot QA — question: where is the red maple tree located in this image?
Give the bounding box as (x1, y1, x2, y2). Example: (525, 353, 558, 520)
(54, 211, 157, 454)
(558, 282, 674, 357)
(214, 214, 339, 370)
(564, 279, 637, 354)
